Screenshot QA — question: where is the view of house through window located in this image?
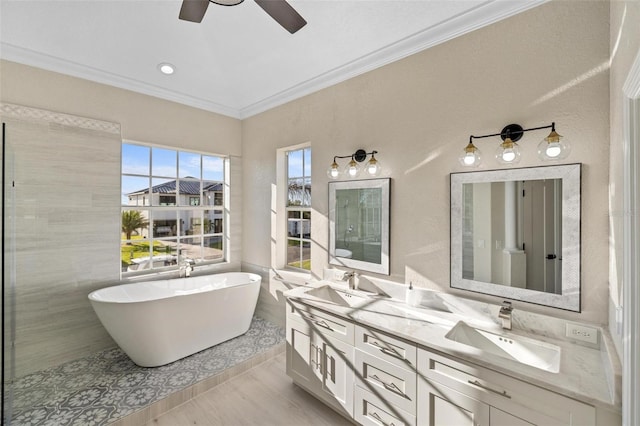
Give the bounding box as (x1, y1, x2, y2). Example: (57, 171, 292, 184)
(286, 147, 311, 270)
(121, 142, 226, 274)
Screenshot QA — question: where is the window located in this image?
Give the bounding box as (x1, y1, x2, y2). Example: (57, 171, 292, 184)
(286, 147, 311, 270)
(160, 195, 176, 206)
(121, 142, 226, 275)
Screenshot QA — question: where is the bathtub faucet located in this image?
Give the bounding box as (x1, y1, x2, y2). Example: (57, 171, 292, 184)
(179, 259, 195, 278)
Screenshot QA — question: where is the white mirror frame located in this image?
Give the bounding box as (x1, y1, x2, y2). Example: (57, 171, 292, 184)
(450, 164, 581, 311)
(329, 178, 390, 275)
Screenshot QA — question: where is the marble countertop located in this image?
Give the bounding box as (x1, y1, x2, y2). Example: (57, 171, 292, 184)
(284, 280, 620, 411)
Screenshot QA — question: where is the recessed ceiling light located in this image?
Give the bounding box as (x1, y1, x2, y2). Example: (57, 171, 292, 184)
(158, 63, 175, 75)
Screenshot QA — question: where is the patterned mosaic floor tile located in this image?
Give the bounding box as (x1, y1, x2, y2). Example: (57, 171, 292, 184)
(5, 317, 285, 426)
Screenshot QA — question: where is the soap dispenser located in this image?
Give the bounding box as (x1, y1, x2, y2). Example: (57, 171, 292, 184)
(405, 282, 419, 306)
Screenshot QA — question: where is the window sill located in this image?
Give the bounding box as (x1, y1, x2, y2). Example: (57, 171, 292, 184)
(272, 269, 312, 287)
(121, 261, 232, 283)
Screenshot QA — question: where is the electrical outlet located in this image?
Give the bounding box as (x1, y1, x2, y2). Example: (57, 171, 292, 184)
(565, 323, 598, 345)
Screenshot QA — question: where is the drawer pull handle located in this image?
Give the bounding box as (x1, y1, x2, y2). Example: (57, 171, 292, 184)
(313, 320, 333, 331)
(371, 341, 403, 360)
(468, 380, 511, 399)
(369, 411, 396, 426)
(311, 345, 322, 372)
(370, 374, 406, 397)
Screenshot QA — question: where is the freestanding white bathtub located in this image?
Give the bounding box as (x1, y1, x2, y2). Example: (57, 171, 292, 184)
(88, 272, 261, 367)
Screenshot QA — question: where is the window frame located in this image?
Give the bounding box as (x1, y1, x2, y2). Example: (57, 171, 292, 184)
(120, 141, 228, 277)
(285, 146, 312, 272)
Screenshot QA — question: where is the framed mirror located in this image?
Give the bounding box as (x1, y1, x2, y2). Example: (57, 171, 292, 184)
(450, 164, 581, 311)
(329, 178, 390, 275)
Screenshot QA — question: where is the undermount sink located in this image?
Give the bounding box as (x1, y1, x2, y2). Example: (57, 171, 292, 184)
(445, 321, 561, 373)
(303, 285, 374, 307)
(385, 303, 456, 327)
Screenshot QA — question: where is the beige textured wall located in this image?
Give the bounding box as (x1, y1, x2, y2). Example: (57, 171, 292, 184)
(608, 0, 640, 358)
(243, 1, 611, 325)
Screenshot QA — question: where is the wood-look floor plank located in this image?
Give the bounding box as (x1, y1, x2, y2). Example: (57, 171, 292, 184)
(148, 353, 352, 426)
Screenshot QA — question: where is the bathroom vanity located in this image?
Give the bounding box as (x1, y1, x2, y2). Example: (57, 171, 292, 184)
(284, 281, 621, 426)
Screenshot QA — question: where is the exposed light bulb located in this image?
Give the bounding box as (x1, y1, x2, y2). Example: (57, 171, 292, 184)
(463, 153, 477, 166)
(345, 158, 360, 178)
(501, 149, 516, 162)
(326, 161, 340, 179)
(459, 141, 481, 167)
(538, 130, 570, 161)
(495, 139, 521, 164)
(545, 143, 562, 158)
(365, 155, 381, 176)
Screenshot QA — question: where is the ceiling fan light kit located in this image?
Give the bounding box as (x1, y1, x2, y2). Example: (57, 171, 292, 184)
(179, 0, 307, 34)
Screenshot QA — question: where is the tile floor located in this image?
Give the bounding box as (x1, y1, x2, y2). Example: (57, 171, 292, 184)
(6, 317, 285, 426)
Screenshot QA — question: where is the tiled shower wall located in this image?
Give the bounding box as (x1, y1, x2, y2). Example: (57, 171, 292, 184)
(2, 104, 123, 377)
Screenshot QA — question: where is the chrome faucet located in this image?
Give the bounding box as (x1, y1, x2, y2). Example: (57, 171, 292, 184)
(341, 270, 358, 290)
(179, 259, 195, 278)
(499, 301, 513, 330)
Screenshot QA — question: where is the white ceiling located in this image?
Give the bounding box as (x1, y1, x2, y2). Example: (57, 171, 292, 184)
(0, 0, 545, 119)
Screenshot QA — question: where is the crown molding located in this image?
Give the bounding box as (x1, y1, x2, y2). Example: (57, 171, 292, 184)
(238, 0, 548, 118)
(0, 43, 242, 119)
(1, 0, 546, 120)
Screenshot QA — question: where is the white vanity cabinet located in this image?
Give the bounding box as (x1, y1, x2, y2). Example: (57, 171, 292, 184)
(285, 294, 612, 426)
(417, 347, 596, 426)
(285, 300, 354, 417)
(353, 326, 418, 426)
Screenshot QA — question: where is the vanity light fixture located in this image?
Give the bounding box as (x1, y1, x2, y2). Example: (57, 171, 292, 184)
(460, 122, 569, 167)
(327, 149, 381, 179)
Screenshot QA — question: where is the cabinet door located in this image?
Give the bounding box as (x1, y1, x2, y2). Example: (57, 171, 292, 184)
(286, 319, 321, 393)
(419, 379, 490, 426)
(490, 407, 534, 426)
(317, 334, 354, 417)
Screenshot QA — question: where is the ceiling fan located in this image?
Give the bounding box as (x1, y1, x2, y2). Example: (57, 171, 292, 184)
(179, 0, 307, 34)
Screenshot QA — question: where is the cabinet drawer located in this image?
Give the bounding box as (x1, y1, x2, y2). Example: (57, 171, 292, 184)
(418, 348, 596, 426)
(356, 349, 417, 414)
(356, 325, 417, 370)
(287, 300, 354, 344)
(355, 386, 416, 426)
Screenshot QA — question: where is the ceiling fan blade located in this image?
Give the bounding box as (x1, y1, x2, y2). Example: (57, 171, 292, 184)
(254, 0, 307, 34)
(179, 0, 210, 23)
